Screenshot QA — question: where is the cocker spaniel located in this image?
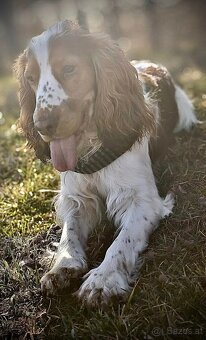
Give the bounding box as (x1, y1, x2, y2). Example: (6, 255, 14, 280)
(14, 20, 198, 305)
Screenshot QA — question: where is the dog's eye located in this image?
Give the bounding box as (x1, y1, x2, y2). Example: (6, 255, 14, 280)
(62, 65, 76, 78)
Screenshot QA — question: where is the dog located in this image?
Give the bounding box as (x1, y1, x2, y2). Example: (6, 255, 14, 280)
(14, 20, 198, 305)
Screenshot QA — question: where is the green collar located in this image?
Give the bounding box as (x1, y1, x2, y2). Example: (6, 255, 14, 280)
(74, 145, 126, 174)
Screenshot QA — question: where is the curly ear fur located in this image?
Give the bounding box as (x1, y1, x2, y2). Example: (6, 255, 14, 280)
(13, 51, 50, 162)
(90, 34, 156, 152)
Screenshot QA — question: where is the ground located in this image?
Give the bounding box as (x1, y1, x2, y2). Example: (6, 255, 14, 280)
(0, 68, 206, 339)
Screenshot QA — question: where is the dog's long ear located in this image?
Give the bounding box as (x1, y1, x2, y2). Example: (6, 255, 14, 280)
(13, 51, 50, 161)
(90, 34, 156, 151)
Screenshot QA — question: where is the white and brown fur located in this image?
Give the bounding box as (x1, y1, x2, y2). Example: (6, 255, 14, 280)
(14, 20, 198, 305)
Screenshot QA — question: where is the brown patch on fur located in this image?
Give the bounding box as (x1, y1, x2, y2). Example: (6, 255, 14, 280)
(90, 34, 156, 152)
(13, 51, 50, 162)
(138, 64, 179, 161)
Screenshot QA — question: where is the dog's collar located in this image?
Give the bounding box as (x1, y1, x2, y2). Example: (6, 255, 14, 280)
(74, 145, 127, 174)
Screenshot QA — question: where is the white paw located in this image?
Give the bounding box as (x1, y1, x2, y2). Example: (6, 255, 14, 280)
(41, 258, 87, 295)
(78, 266, 130, 306)
(163, 192, 175, 217)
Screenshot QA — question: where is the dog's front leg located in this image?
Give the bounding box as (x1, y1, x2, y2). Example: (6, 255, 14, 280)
(78, 192, 173, 305)
(41, 193, 101, 295)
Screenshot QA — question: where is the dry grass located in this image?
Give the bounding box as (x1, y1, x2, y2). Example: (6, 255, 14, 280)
(0, 69, 206, 339)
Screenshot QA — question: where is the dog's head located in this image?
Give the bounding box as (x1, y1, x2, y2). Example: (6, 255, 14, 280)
(14, 20, 155, 172)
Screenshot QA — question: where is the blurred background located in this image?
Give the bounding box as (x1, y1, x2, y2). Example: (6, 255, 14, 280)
(0, 0, 206, 75)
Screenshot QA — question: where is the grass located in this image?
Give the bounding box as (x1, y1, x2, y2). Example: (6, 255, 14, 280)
(0, 68, 206, 339)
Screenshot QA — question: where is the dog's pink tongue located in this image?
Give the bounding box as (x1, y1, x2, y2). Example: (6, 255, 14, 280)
(50, 136, 77, 172)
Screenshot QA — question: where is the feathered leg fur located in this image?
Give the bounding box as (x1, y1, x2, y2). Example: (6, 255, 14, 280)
(41, 183, 102, 294)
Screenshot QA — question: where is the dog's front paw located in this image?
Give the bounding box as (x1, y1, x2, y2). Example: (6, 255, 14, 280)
(77, 266, 130, 306)
(41, 259, 87, 295)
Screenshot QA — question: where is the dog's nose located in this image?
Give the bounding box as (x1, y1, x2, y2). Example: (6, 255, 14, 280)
(34, 119, 56, 136)
(34, 107, 58, 136)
